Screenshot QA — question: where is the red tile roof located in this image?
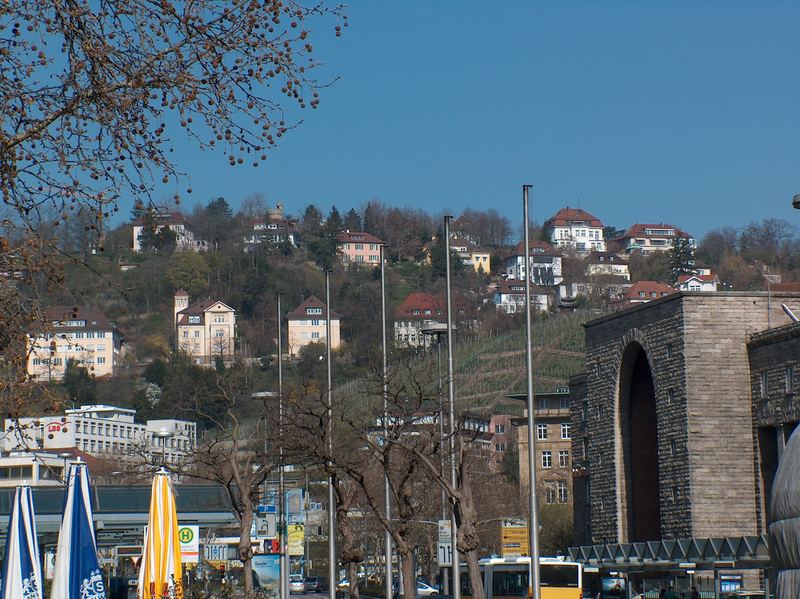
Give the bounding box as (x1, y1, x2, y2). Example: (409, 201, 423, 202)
(337, 231, 384, 245)
(676, 274, 718, 284)
(286, 295, 342, 320)
(622, 281, 676, 299)
(544, 207, 603, 228)
(614, 223, 692, 240)
(393, 292, 447, 320)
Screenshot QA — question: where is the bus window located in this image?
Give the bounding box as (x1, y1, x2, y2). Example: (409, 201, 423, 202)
(540, 565, 579, 587)
(492, 571, 529, 597)
(461, 573, 484, 598)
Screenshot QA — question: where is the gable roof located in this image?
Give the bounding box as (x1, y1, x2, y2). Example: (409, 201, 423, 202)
(176, 299, 235, 325)
(337, 231, 384, 245)
(544, 207, 603, 228)
(287, 295, 342, 320)
(393, 292, 447, 320)
(677, 273, 719, 284)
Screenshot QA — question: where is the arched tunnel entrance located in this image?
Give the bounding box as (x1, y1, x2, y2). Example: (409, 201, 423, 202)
(619, 343, 662, 542)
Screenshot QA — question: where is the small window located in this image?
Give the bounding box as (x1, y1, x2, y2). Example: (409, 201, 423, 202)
(760, 372, 769, 399)
(786, 366, 795, 394)
(495, 443, 505, 452)
(670, 439, 676, 456)
(545, 486, 556, 504)
(541, 451, 552, 469)
(494, 424, 505, 434)
(559, 450, 569, 468)
(582, 437, 589, 460)
(560, 423, 571, 439)
(582, 400, 589, 420)
(536, 424, 547, 440)
(311, 332, 320, 339)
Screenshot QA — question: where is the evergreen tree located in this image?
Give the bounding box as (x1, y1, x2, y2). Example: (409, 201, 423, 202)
(344, 208, 362, 232)
(430, 227, 465, 279)
(668, 237, 696, 284)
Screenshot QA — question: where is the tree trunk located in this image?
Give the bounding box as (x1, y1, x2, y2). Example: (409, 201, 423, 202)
(462, 550, 483, 599)
(399, 547, 416, 599)
(348, 562, 360, 599)
(239, 504, 255, 596)
(454, 481, 484, 599)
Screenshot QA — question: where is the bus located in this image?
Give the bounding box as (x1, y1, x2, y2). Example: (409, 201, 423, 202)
(461, 557, 583, 599)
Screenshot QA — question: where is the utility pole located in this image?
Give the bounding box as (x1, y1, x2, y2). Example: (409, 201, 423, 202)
(326, 271, 337, 599)
(381, 245, 394, 599)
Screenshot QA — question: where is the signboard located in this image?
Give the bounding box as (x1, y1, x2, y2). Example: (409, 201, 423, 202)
(256, 512, 277, 538)
(288, 524, 305, 556)
(204, 543, 229, 561)
(179, 525, 200, 564)
(437, 519, 452, 567)
(44, 551, 56, 580)
(500, 518, 529, 558)
(117, 545, 143, 557)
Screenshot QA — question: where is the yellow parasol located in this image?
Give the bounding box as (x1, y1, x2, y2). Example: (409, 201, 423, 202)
(138, 468, 183, 599)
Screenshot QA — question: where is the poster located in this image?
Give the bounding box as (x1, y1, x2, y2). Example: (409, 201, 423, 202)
(288, 523, 305, 556)
(253, 554, 281, 596)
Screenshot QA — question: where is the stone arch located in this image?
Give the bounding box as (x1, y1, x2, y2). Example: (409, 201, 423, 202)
(616, 338, 662, 542)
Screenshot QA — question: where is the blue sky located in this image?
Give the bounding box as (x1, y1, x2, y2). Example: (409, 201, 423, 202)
(152, 1, 800, 238)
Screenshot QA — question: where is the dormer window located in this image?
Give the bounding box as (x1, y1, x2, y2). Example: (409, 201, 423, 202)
(412, 309, 420, 315)
(306, 307, 323, 315)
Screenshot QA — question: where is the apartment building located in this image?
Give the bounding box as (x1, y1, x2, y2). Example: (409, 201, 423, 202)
(504, 240, 563, 285)
(131, 210, 207, 253)
(543, 207, 606, 253)
(26, 306, 121, 381)
(3, 405, 196, 465)
(337, 231, 384, 267)
(286, 295, 342, 356)
(174, 291, 236, 365)
(610, 223, 695, 255)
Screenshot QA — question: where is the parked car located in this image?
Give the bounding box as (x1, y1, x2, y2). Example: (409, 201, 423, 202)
(306, 576, 323, 593)
(415, 580, 439, 597)
(290, 575, 307, 594)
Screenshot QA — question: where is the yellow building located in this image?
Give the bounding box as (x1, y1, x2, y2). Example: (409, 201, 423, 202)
(286, 295, 341, 357)
(26, 306, 121, 381)
(174, 290, 236, 365)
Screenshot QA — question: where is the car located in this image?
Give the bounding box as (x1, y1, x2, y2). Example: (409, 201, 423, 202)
(290, 575, 307, 594)
(306, 577, 323, 593)
(415, 580, 439, 597)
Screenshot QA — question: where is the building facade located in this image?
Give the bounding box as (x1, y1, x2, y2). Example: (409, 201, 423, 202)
(392, 292, 447, 349)
(174, 291, 236, 365)
(610, 223, 695, 255)
(513, 391, 574, 508)
(286, 295, 342, 356)
(26, 306, 121, 380)
(571, 292, 800, 547)
(504, 241, 563, 285)
(3, 405, 196, 465)
(131, 210, 206, 253)
(337, 231, 384, 267)
(493, 281, 550, 314)
(676, 273, 719, 292)
(585, 251, 630, 280)
(610, 280, 675, 309)
(543, 208, 606, 253)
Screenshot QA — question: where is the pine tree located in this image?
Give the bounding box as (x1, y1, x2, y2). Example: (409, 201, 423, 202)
(668, 237, 696, 284)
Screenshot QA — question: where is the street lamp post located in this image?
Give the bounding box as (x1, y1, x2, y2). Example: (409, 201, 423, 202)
(325, 270, 337, 599)
(153, 429, 174, 466)
(421, 322, 455, 597)
(58, 451, 73, 485)
(380, 245, 394, 599)
(443, 215, 460, 599)
(522, 185, 542, 599)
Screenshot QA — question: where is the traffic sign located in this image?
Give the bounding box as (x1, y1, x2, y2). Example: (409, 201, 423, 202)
(437, 542, 452, 567)
(204, 543, 228, 561)
(179, 525, 200, 564)
(437, 520, 451, 543)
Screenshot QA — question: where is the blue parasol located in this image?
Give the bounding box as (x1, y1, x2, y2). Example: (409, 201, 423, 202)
(0, 484, 42, 599)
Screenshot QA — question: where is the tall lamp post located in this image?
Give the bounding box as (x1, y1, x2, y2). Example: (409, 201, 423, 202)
(443, 215, 460, 599)
(380, 245, 394, 599)
(325, 270, 337, 599)
(421, 322, 455, 597)
(522, 184, 542, 599)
